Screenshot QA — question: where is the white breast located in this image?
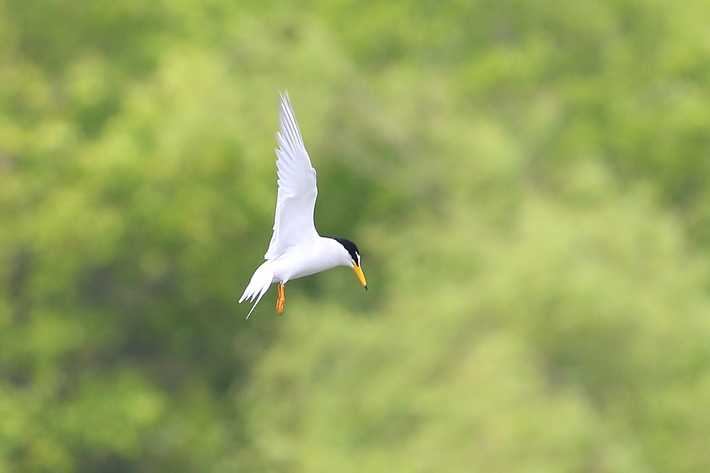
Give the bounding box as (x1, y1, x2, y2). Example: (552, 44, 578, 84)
(268, 237, 351, 283)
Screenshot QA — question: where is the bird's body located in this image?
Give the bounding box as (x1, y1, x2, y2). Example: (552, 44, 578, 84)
(255, 238, 354, 284)
(239, 93, 367, 317)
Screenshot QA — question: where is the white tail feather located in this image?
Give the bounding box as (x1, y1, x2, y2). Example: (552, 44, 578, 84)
(239, 265, 274, 319)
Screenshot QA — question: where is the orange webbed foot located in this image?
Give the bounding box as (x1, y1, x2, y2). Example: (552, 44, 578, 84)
(276, 283, 285, 314)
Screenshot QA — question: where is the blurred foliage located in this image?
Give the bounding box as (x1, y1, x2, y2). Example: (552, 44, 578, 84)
(1, 0, 710, 471)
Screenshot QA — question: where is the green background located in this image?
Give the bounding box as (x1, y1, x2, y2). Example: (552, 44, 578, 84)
(2, 0, 710, 471)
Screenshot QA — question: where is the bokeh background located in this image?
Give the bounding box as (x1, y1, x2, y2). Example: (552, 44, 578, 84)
(2, 0, 710, 471)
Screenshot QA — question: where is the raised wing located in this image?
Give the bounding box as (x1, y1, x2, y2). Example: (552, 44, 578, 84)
(264, 92, 319, 260)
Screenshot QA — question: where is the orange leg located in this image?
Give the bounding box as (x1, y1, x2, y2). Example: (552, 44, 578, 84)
(276, 283, 285, 314)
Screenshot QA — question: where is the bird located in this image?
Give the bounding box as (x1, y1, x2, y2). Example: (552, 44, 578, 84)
(239, 92, 367, 318)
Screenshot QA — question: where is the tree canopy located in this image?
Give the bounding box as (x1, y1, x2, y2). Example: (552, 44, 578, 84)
(1, 0, 710, 471)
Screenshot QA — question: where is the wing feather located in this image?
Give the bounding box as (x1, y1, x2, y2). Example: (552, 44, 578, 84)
(264, 92, 319, 260)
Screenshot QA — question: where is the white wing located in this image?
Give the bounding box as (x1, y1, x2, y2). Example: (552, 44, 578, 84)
(263, 92, 319, 260)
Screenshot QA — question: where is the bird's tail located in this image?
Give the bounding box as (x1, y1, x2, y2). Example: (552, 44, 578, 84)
(239, 265, 274, 319)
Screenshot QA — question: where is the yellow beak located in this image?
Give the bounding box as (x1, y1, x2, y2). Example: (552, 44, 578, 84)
(353, 265, 368, 290)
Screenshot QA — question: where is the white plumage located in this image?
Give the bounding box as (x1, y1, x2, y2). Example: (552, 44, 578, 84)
(239, 93, 367, 318)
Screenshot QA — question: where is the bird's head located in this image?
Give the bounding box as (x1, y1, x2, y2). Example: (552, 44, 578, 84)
(332, 237, 368, 290)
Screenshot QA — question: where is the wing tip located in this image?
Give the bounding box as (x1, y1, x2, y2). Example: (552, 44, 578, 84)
(279, 90, 290, 107)
(276, 90, 305, 151)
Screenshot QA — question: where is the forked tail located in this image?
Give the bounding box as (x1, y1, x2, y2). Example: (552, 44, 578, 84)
(239, 266, 274, 319)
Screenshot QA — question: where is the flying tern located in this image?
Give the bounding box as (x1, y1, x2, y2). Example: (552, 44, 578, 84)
(239, 93, 367, 318)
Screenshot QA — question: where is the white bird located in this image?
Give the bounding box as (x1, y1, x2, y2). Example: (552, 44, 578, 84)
(239, 92, 367, 318)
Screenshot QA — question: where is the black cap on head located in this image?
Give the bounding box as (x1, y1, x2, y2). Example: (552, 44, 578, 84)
(331, 237, 361, 265)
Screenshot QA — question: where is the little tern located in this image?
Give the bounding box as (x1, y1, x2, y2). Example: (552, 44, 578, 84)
(239, 93, 367, 318)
